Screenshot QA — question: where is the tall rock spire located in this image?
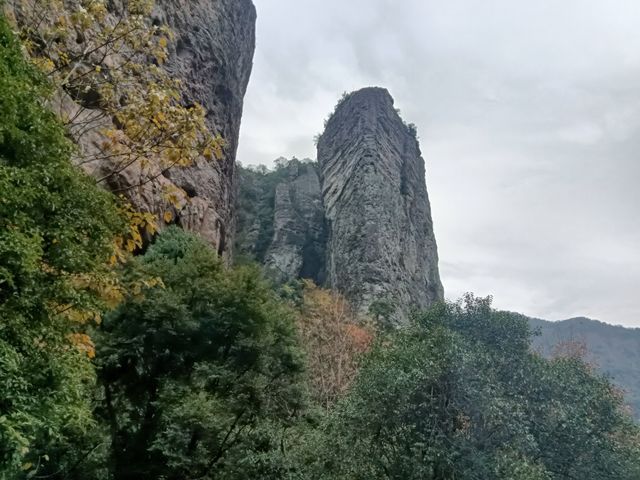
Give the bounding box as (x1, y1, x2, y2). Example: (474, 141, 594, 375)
(318, 87, 443, 322)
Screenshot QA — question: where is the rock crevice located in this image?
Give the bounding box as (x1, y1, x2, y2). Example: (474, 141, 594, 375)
(151, 0, 257, 258)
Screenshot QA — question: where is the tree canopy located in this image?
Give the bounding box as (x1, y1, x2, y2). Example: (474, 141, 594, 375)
(95, 228, 305, 479)
(307, 296, 640, 480)
(0, 15, 123, 477)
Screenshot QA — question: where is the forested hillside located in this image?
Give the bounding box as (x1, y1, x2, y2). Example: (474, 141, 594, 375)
(531, 317, 640, 419)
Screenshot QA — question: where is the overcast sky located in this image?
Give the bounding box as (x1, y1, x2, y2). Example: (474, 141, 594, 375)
(238, 0, 640, 327)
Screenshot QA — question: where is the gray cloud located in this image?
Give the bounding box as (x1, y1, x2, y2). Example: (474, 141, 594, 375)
(239, 0, 640, 326)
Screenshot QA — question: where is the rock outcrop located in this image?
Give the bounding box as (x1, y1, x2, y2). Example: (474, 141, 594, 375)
(7, 0, 256, 258)
(236, 88, 443, 323)
(153, 0, 256, 257)
(235, 159, 326, 283)
(318, 87, 443, 321)
(264, 161, 326, 284)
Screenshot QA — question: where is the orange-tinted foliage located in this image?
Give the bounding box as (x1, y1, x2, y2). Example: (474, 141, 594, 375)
(551, 339, 589, 361)
(296, 280, 375, 409)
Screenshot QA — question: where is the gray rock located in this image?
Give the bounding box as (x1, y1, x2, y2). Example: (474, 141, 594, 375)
(6, 0, 256, 258)
(234, 88, 443, 323)
(154, 0, 256, 258)
(317, 87, 443, 322)
(264, 162, 326, 284)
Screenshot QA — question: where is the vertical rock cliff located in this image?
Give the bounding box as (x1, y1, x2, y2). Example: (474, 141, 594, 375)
(153, 0, 256, 256)
(235, 88, 443, 323)
(235, 159, 326, 283)
(6, 0, 256, 257)
(318, 87, 443, 320)
(263, 161, 326, 284)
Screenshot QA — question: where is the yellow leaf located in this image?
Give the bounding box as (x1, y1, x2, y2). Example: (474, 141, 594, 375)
(163, 211, 173, 223)
(69, 333, 96, 359)
(145, 218, 158, 235)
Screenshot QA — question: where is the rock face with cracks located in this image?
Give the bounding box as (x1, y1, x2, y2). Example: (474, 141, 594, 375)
(6, 0, 256, 258)
(236, 88, 444, 324)
(317, 87, 444, 322)
(152, 0, 256, 258)
(263, 162, 326, 285)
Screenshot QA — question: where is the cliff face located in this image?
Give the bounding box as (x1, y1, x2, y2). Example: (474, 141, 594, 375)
(7, 0, 256, 257)
(264, 162, 326, 284)
(235, 160, 326, 284)
(318, 88, 443, 321)
(236, 88, 443, 323)
(153, 0, 256, 256)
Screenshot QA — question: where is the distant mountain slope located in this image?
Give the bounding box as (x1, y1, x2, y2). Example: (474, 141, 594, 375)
(530, 317, 640, 418)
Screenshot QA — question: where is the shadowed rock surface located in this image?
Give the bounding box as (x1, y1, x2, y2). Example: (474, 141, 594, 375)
(235, 159, 326, 283)
(154, 0, 256, 257)
(318, 87, 443, 322)
(264, 162, 326, 284)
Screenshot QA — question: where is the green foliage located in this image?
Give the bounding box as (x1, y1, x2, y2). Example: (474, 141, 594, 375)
(407, 122, 419, 139)
(368, 297, 398, 330)
(96, 228, 305, 479)
(0, 15, 124, 478)
(306, 295, 640, 479)
(1, 14, 638, 478)
(531, 316, 640, 420)
(8, 0, 221, 190)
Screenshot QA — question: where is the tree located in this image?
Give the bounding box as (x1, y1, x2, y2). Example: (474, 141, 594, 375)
(95, 228, 305, 479)
(0, 16, 124, 478)
(309, 296, 640, 479)
(296, 281, 375, 409)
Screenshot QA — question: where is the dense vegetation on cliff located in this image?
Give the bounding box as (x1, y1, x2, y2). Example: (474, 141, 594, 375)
(1, 7, 640, 480)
